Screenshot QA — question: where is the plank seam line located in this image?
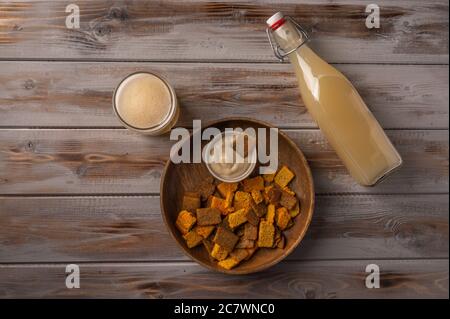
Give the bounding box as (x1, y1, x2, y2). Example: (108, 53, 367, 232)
(0, 127, 448, 131)
(0, 58, 448, 66)
(0, 128, 448, 131)
(0, 192, 448, 198)
(1, 258, 449, 267)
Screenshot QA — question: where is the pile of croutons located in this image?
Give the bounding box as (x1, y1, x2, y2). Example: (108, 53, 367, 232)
(175, 165, 300, 270)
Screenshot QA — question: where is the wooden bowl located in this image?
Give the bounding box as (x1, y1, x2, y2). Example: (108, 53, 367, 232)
(160, 118, 315, 274)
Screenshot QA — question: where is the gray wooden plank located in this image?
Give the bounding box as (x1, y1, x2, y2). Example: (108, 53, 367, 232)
(0, 195, 447, 263)
(0, 62, 448, 129)
(0, 259, 447, 298)
(0, 0, 448, 63)
(0, 129, 447, 195)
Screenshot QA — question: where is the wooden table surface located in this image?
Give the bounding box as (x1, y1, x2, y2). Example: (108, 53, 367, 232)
(0, 0, 448, 299)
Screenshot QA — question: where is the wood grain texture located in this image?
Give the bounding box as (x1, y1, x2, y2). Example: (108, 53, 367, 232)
(0, 62, 448, 129)
(0, 260, 447, 298)
(0, 0, 448, 63)
(0, 129, 447, 195)
(0, 195, 447, 263)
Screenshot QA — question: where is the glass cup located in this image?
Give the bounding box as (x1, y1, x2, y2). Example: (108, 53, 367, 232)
(112, 71, 179, 135)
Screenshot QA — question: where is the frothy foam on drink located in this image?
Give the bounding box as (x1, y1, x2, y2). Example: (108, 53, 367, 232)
(115, 73, 172, 129)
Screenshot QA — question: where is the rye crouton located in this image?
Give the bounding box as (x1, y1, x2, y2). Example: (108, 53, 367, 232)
(265, 186, 281, 205)
(280, 191, 297, 210)
(216, 182, 238, 198)
(233, 191, 253, 211)
(196, 207, 222, 226)
(266, 204, 276, 224)
(257, 221, 275, 248)
(274, 166, 295, 188)
(183, 230, 203, 248)
(289, 202, 300, 218)
(230, 249, 249, 262)
(243, 223, 258, 241)
(176, 210, 196, 234)
(276, 207, 291, 231)
(182, 195, 201, 212)
(245, 208, 260, 226)
(195, 225, 215, 239)
(242, 176, 265, 192)
(251, 201, 267, 218)
(211, 244, 229, 261)
(213, 227, 239, 252)
(218, 256, 240, 270)
(263, 173, 275, 183)
(277, 234, 286, 249)
(236, 238, 255, 249)
(210, 196, 231, 215)
(227, 208, 248, 229)
(251, 190, 264, 204)
(198, 176, 216, 201)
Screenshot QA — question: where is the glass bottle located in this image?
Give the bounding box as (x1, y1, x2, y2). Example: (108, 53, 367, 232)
(266, 12, 402, 186)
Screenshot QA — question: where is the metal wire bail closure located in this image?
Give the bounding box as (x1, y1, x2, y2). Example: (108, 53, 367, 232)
(266, 16, 310, 62)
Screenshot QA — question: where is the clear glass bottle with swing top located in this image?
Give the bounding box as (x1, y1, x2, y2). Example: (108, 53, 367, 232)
(266, 12, 402, 186)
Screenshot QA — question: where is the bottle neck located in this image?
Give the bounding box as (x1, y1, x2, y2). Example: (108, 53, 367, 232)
(271, 19, 307, 55)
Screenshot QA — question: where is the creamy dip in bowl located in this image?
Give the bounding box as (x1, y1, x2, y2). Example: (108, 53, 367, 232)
(203, 131, 257, 183)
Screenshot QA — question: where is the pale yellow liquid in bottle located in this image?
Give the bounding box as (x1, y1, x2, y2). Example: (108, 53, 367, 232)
(272, 20, 402, 186)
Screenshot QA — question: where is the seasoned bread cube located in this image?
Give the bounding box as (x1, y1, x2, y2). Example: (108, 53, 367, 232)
(211, 243, 229, 261)
(245, 208, 260, 226)
(195, 225, 215, 239)
(234, 191, 252, 203)
(196, 207, 222, 226)
(210, 196, 231, 215)
(273, 228, 282, 248)
(251, 190, 264, 204)
(216, 182, 238, 198)
(213, 226, 239, 252)
(289, 202, 300, 218)
(266, 204, 276, 224)
(236, 238, 255, 249)
(263, 173, 275, 183)
(276, 207, 291, 231)
(242, 176, 265, 192)
(233, 191, 253, 211)
(218, 256, 240, 270)
(183, 230, 203, 248)
(230, 249, 249, 262)
(281, 186, 295, 196)
(257, 221, 275, 248)
(243, 223, 258, 241)
(203, 238, 214, 254)
(280, 191, 297, 210)
(251, 201, 267, 217)
(274, 166, 295, 188)
(198, 176, 216, 201)
(224, 190, 234, 208)
(277, 234, 286, 249)
(227, 208, 248, 229)
(175, 210, 196, 234)
(265, 185, 281, 205)
(182, 195, 201, 212)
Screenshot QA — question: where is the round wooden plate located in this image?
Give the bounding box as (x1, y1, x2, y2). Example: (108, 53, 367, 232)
(160, 118, 315, 274)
